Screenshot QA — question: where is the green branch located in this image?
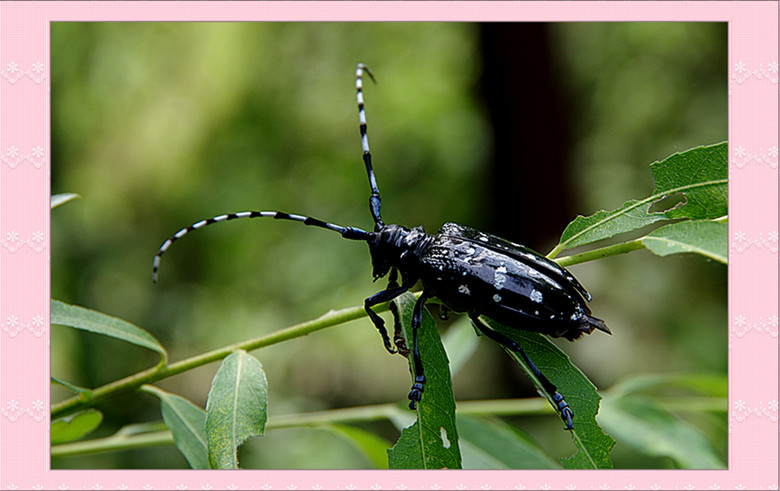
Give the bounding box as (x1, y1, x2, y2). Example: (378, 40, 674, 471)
(551, 239, 647, 267)
(52, 235, 645, 420)
(51, 300, 396, 419)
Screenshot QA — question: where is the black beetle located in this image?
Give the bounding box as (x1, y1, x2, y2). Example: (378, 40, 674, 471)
(153, 63, 609, 430)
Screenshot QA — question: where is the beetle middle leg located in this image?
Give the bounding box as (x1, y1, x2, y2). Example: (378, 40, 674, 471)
(407, 291, 432, 410)
(469, 314, 575, 430)
(384, 268, 410, 356)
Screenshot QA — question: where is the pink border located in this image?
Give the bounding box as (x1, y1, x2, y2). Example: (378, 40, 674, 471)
(1, 2, 777, 489)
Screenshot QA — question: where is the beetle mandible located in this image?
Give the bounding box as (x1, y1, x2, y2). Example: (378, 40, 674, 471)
(153, 63, 610, 430)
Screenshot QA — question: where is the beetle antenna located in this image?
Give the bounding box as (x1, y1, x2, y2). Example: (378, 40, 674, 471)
(152, 211, 369, 283)
(356, 63, 384, 231)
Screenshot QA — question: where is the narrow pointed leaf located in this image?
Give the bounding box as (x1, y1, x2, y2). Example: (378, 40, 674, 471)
(484, 319, 615, 469)
(51, 299, 168, 366)
(387, 293, 462, 469)
(142, 385, 209, 469)
(458, 414, 560, 469)
(599, 396, 725, 469)
(642, 220, 727, 263)
(441, 316, 480, 378)
(556, 142, 727, 251)
(51, 409, 104, 444)
(325, 424, 394, 469)
(205, 350, 268, 469)
(51, 376, 91, 395)
(51, 193, 81, 209)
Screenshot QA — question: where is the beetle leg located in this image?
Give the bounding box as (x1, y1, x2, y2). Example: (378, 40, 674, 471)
(384, 268, 410, 356)
(407, 291, 431, 410)
(364, 286, 409, 354)
(469, 314, 575, 430)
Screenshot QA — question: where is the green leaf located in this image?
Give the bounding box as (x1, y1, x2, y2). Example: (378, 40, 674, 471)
(51, 299, 168, 366)
(484, 319, 615, 469)
(324, 424, 394, 469)
(642, 220, 727, 263)
(387, 292, 462, 469)
(555, 142, 727, 252)
(205, 350, 268, 469)
(51, 409, 104, 444)
(457, 414, 561, 469)
(141, 385, 209, 469)
(51, 376, 92, 396)
(51, 193, 81, 209)
(441, 316, 480, 378)
(609, 372, 728, 400)
(599, 396, 725, 469)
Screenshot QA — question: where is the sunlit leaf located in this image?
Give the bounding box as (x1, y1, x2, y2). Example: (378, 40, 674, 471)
(556, 142, 727, 251)
(51, 299, 168, 366)
(51, 193, 81, 209)
(51, 409, 103, 444)
(642, 220, 727, 263)
(205, 350, 268, 469)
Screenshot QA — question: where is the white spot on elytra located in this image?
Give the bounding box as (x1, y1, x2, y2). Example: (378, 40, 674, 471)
(479, 236, 488, 242)
(530, 289, 543, 303)
(494, 266, 507, 290)
(440, 427, 451, 448)
(493, 294, 502, 303)
(458, 284, 470, 295)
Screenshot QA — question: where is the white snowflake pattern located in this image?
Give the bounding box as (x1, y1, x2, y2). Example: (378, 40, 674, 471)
(32, 61, 44, 73)
(6, 61, 19, 73)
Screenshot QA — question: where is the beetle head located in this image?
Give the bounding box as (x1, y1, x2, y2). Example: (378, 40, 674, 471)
(367, 224, 431, 280)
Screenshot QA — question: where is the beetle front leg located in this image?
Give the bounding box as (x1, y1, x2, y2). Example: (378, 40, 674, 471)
(364, 286, 408, 354)
(469, 314, 575, 430)
(407, 291, 431, 409)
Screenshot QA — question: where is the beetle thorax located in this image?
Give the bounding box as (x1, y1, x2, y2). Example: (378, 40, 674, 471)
(367, 224, 431, 279)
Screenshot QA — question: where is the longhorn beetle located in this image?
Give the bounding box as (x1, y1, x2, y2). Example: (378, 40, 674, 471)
(153, 63, 610, 430)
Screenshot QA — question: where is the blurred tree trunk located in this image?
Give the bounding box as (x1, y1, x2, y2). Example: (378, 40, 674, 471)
(478, 23, 573, 252)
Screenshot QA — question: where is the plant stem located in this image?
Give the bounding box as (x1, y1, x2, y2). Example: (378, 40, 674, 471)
(51, 236, 644, 419)
(552, 239, 647, 267)
(51, 299, 400, 419)
(51, 431, 175, 458)
(50, 398, 552, 459)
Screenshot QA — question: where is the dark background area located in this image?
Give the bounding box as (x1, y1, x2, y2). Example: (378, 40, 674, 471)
(51, 22, 727, 468)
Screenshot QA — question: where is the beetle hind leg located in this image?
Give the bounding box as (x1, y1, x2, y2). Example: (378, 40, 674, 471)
(469, 314, 575, 430)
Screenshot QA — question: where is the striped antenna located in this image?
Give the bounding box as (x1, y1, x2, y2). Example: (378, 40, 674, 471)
(152, 211, 369, 283)
(356, 63, 384, 230)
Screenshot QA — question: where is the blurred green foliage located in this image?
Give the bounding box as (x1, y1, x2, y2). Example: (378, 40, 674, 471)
(51, 22, 726, 469)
